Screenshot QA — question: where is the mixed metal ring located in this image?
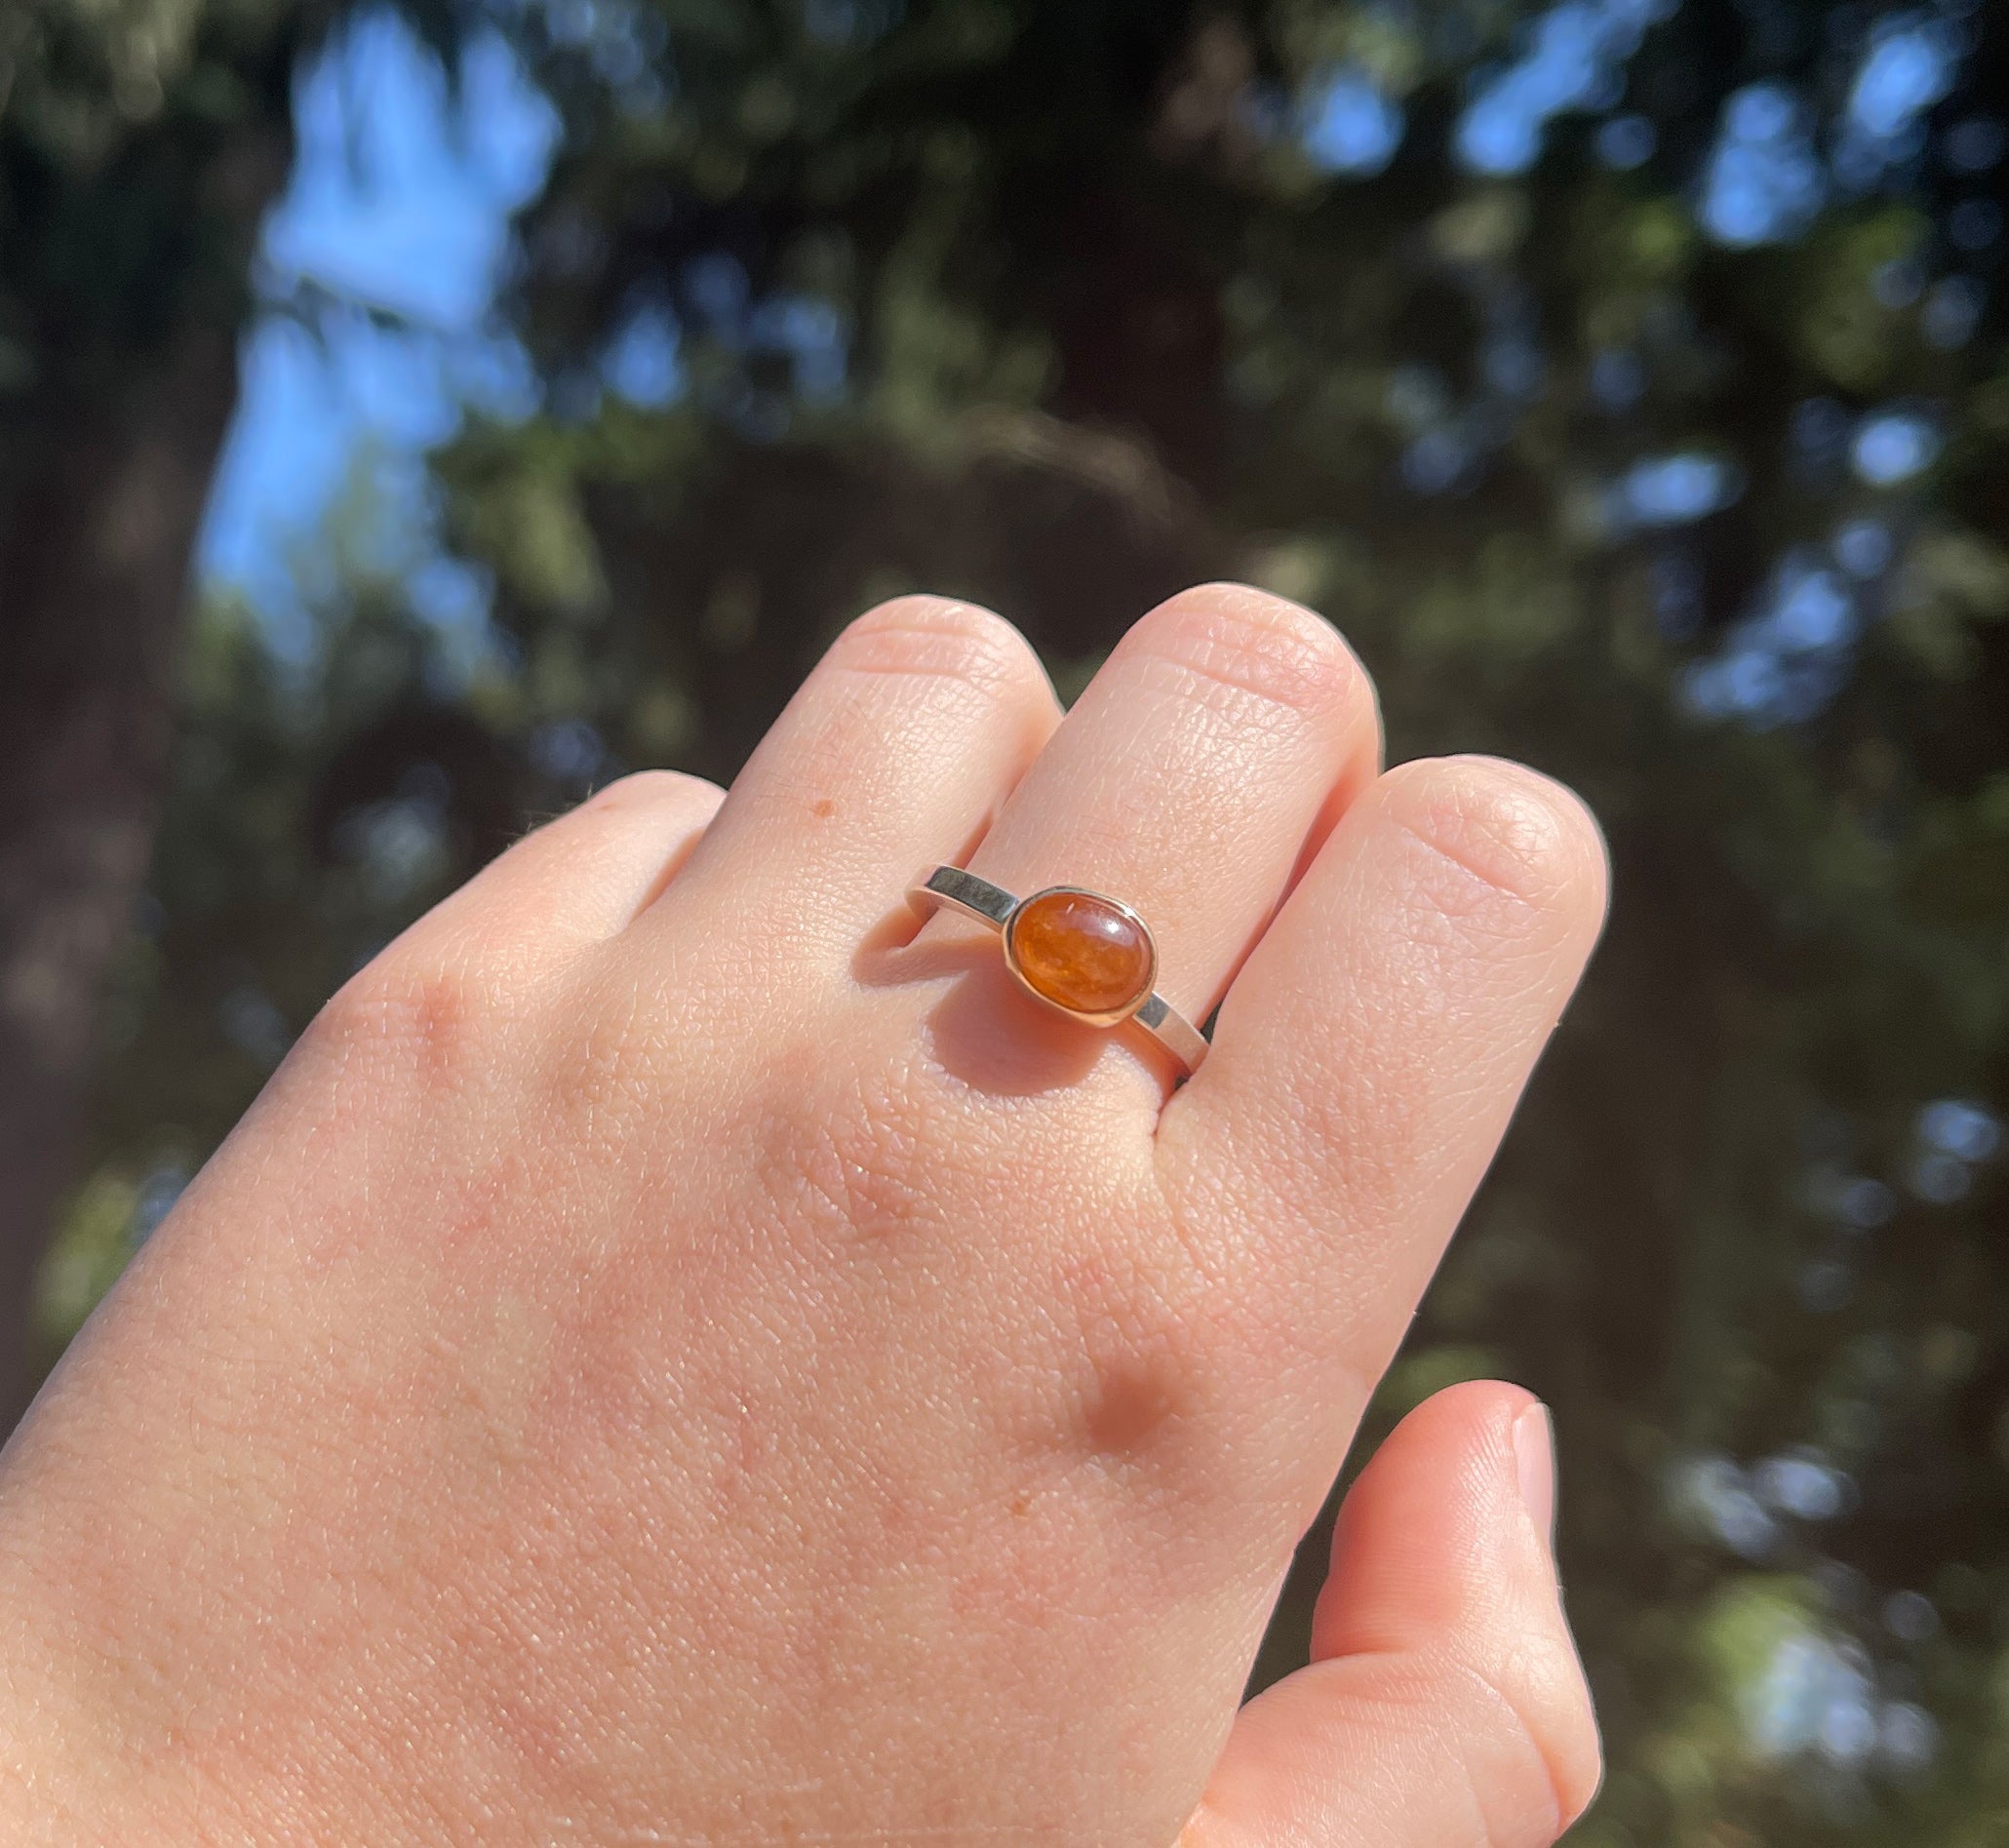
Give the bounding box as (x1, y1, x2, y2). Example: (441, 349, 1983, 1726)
(907, 866, 1209, 1077)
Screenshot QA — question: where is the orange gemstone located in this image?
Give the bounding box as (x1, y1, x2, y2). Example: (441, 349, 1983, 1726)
(1005, 889, 1155, 1020)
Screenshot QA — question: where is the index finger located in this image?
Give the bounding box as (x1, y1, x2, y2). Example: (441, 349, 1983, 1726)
(1155, 755, 1607, 1501)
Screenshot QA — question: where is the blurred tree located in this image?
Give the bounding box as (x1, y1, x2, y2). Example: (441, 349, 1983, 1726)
(25, 0, 2009, 1842)
(0, 0, 484, 1425)
(0, 0, 320, 1426)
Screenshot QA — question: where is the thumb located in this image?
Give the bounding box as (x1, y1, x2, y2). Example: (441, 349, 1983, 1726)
(1182, 1381, 1600, 1848)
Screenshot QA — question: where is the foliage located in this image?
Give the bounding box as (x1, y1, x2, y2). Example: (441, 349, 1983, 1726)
(39, 1, 2009, 1842)
(1, 0, 293, 409)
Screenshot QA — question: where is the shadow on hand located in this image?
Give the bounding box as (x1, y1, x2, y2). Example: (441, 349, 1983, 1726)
(851, 902, 1117, 1098)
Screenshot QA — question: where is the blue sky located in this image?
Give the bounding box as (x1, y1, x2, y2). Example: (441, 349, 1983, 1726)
(199, 0, 1986, 733)
(197, 12, 556, 629)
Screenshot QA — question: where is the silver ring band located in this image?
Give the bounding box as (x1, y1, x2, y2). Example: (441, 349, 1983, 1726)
(907, 866, 1209, 1077)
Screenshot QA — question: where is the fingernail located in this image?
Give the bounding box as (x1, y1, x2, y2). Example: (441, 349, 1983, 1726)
(1513, 1401, 1557, 1552)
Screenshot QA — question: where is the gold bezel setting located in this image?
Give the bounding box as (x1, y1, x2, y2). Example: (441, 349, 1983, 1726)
(1001, 885, 1160, 1028)
(906, 866, 1207, 1077)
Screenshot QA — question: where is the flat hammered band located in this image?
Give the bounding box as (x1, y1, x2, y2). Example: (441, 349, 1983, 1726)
(908, 866, 1209, 1077)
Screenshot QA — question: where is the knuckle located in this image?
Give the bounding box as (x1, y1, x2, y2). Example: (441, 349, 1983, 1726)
(758, 1057, 941, 1246)
(304, 948, 499, 1096)
(1438, 1646, 1602, 1844)
(1379, 756, 1606, 919)
(1133, 582, 1369, 725)
(583, 768, 723, 816)
(831, 596, 1041, 695)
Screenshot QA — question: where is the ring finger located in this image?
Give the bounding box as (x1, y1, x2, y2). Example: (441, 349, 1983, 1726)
(922, 583, 1380, 1099)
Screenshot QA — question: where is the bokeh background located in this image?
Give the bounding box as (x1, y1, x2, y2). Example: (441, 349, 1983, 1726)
(5, 0, 2008, 1839)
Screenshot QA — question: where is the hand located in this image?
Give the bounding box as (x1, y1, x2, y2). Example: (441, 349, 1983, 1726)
(0, 585, 1606, 1845)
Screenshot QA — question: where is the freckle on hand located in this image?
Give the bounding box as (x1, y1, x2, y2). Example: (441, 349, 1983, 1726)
(811, 798, 837, 819)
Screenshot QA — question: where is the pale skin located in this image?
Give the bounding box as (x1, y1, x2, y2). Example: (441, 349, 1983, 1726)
(0, 584, 1607, 1845)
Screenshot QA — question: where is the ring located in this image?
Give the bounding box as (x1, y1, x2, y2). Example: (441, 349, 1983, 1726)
(907, 866, 1209, 1076)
